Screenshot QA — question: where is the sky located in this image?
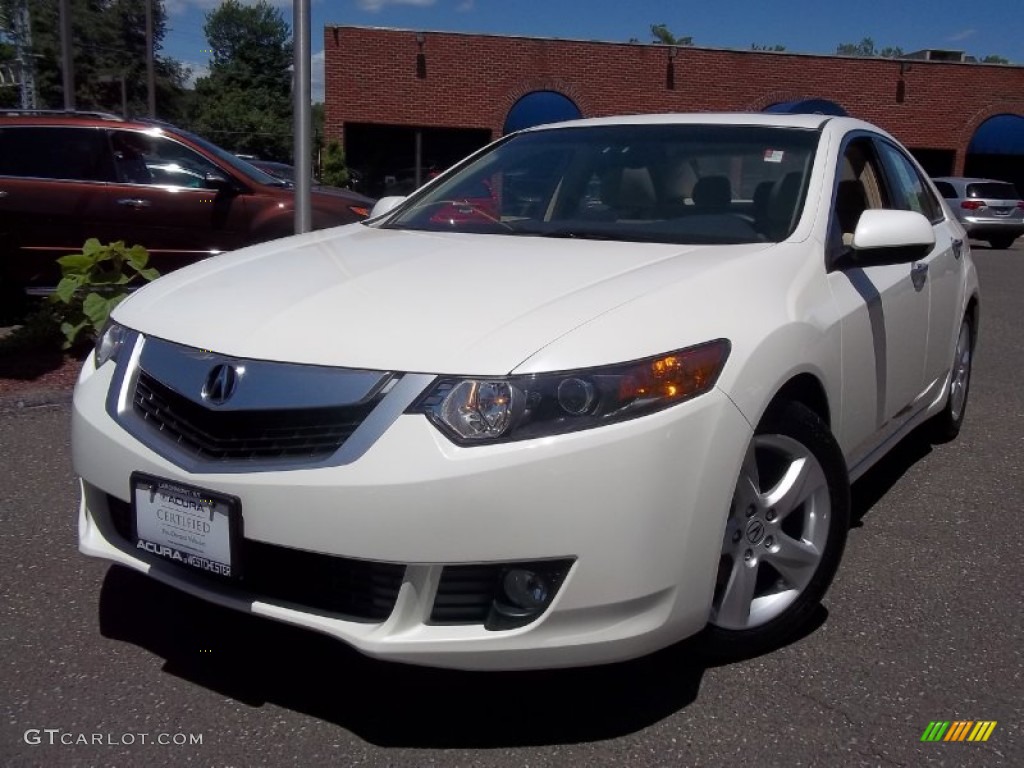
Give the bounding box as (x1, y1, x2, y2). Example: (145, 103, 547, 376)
(161, 0, 1024, 101)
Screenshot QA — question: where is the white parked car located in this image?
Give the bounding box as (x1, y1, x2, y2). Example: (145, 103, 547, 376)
(72, 113, 979, 670)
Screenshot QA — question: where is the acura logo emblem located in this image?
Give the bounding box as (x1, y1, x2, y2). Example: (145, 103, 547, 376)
(202, 363, 239, 405)
(746, 519, 766, 545)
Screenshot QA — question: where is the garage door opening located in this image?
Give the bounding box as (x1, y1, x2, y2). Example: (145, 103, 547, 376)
(344, 124, 492, 198)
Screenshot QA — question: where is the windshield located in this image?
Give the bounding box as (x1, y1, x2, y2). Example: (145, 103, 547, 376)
(382, 124, 820, 244)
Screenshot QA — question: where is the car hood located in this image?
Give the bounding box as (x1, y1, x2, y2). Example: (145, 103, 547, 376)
(309, 184, 375, 206)
(114, 225, 771, 375)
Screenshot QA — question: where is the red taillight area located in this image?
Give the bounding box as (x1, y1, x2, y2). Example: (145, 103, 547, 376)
(349, 206, 371, 218)
(961, 200, 986, 210)
(1017, 201, 1024, 210)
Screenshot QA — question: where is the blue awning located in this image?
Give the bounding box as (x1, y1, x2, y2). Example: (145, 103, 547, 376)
(969, 114, 1024, 155)
(764, 98, 848, 117)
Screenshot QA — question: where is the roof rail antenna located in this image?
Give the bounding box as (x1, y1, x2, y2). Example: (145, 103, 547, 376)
(1, 108, 125, 120)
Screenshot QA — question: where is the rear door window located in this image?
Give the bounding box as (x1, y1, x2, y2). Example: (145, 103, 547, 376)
(931, 181, 957, 199)
(0, 126, 115, 182)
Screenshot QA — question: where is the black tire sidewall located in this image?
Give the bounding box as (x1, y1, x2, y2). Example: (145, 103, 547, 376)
(929, 315, 973, 443)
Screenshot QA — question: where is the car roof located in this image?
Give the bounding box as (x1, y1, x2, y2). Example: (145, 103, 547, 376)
(522, 111, 870, 133)
(933, 176, 1016, 185)
(0, 110, 151, 128)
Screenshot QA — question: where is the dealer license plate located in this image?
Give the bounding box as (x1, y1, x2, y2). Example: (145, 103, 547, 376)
(131, 472, 241, 579)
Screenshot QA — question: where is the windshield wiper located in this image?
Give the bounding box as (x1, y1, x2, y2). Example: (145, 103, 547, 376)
(517, 226, 618, 241)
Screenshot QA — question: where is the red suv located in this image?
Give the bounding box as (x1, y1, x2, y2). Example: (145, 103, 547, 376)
(0, 111, 374, 290)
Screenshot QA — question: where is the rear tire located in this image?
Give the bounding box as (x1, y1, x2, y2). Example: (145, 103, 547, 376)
(928, 314, 973, 443)
(701, 400, 850, 659)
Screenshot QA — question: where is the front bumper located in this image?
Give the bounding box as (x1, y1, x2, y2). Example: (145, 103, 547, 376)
(73, 355, 752, 670)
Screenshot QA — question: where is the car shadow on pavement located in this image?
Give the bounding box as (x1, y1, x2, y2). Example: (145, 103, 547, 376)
(98, 565, 825, 747)
(848, 428, 933, 528)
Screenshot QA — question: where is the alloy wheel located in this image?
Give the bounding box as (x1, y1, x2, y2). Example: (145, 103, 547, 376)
(711, 434, 832, 630)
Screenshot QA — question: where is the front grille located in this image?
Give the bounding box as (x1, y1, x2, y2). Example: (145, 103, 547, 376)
(133, 370, 378, 461)
(107, 495, 405, 621)
(429, 564, 504, 624)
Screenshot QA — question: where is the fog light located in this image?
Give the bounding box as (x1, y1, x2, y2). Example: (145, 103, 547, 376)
(484, 559, 573, 630)
(502, 568, 551, 611)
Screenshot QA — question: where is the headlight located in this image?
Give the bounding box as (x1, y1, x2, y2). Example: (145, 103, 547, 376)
(411, 339, 730, 444)
(94, 321, 128, 368)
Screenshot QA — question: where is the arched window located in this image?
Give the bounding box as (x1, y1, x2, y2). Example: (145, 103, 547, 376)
(503, 91, 582, 135)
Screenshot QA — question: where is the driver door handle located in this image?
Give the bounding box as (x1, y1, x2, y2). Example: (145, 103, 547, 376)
(117, 198, 151, 209)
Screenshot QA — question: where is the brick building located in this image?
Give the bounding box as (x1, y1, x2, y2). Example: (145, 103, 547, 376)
(324, 26, 1024, 196)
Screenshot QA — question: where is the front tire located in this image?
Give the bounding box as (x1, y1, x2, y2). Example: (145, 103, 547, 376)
(702, 401, 850, 658)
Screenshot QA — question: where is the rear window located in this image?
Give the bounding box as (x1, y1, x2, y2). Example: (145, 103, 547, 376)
(966, 182, 1020, 199)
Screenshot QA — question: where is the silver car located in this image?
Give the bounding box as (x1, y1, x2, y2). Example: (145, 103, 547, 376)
(932, 176, 1024, 249)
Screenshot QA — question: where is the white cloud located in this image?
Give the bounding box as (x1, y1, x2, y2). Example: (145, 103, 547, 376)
(181, 60, 211, 88)
(947, 28, 977, 43)
(166, 0, 293, 14)
(456, 0, 474, 10)
(356, 0, 437, 12)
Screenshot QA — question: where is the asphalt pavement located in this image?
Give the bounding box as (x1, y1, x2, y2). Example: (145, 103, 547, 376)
(1, 245, 1022, 768)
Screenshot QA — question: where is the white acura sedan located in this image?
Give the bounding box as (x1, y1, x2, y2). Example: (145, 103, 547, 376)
(72, 114, 979, 670)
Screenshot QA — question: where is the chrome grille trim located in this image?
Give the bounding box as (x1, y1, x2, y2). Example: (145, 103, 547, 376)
(106, 331, 437, 474)
(133, 371, 377, 461)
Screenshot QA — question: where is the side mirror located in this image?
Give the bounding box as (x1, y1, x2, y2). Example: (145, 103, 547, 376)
(203, 171, 236, 193)
(833, 209, 935, 269)
(369, 196, 407, 219)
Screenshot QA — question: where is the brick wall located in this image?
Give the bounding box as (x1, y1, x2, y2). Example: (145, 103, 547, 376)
(324, 26, 1024, 174)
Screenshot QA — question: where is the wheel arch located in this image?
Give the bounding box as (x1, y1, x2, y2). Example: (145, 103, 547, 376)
(763, 373, 833, 429)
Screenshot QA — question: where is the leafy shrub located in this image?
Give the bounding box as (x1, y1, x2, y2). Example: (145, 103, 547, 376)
(49, 239, 159, 350)
(320, 140, 351, 188)
(0, 302, 63, 358)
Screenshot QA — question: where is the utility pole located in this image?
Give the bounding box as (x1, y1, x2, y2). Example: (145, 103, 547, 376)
(145, 0, 155, 117)
(293, 0, 312, 233)
(59, 0, 73, 109)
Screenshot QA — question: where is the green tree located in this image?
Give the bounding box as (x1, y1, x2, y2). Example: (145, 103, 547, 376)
(0, 39, 16, 108)
(981, 54, 1010, 64)
(320, 139, 349, 188)
(191, 0, 292, 160)
(836, 37, 903, 58)
(650, 23, 692, 47)
(751, 44, 786, 52)
(1, 0, 188, 117)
